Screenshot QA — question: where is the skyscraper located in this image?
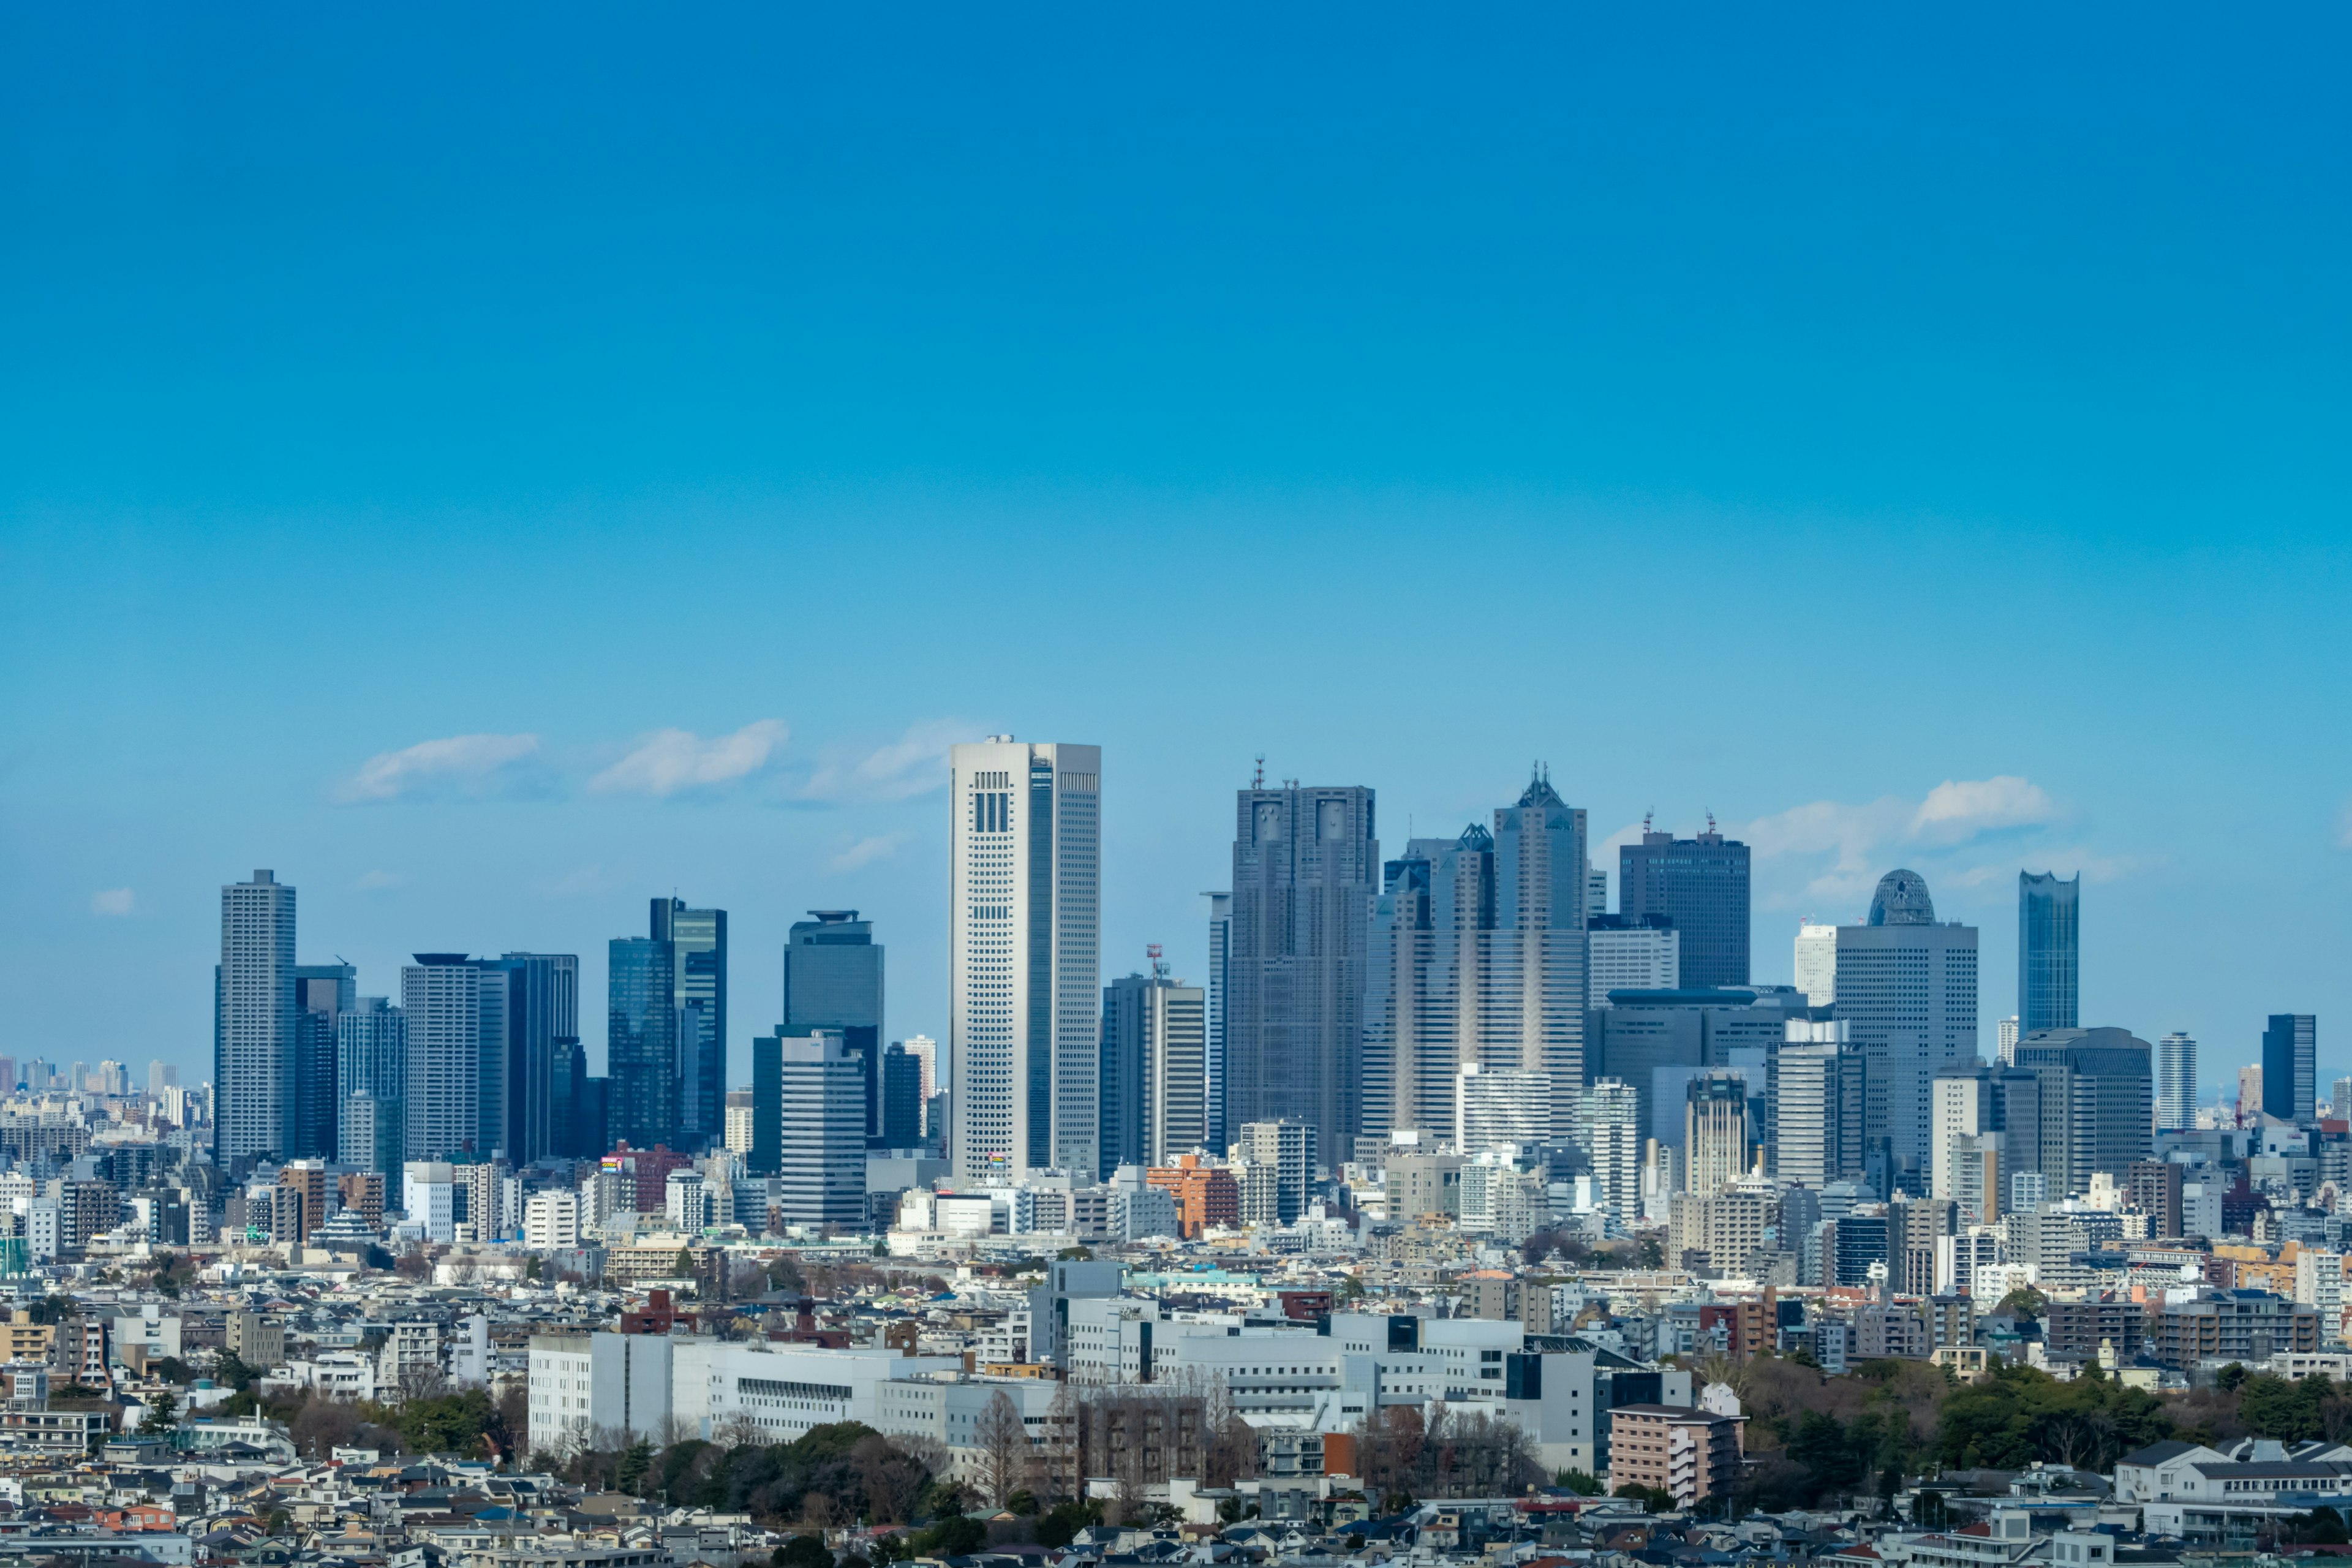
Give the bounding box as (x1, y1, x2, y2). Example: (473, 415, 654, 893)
(1619, 822, 1751, 987)
(1362, 772, 1588, 1144)
(653, 899, 727, 1149)
(880, 1044, 924, 1148)
(337, 996, 406, 1181)
(1683, 1070, 1751, 1197)
(949, 737, 1102, 1182)
(1577, 1077, 1642, 1216)
(2011, 1027, 2155, 1196)
(608, 935, 676, 1151)
(1997, 1016, 2021, 1065)
(496, 952, 578, 1166)
(773, 1032, 867, 1226)
(1202, 892, 1231, 1154)
(1768, 1020, 1864, 1188)
(1226, 781, 1377, 1180)
(2156, 1033, 2197, 1131)
(1099, 957, 1207, 1176)
(401, 955, 510, 1163)
(1793, 922, 1836, 1006)
(217, 870, 297, 1162)
(290, 962, 354, 1159)
(1832, 870, 1978, 1191)
(783, 911, 884, 1136)
(1589, 914, 1678, 994)
(2264, 1014, 2318, 1126)
(2017, 871, 2080, 1033)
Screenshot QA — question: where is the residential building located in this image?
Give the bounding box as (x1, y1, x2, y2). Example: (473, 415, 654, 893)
(1235, 1119, 1314, 1224)
(216, 870, 297, 1161)
(1793, 922, 1836, 1006)
(1619, 823, 1750, 987)
(2157, 1033, 2198, 1132)
(1389, 1152, 1464, 1226)
(1589, 914, 1679, 996)
(1455, 1062, 1553, 1151)
(2130, 1160, 2185, 1240)
(2264, 1015, 2318, 1126)
(723, 1089, 755, 1156)
(775, 1032, 865, 1227)
(336, 998, 405, 1181)
(2018, 871, 2081, 1034)
(1147, 1153, 1239, 1238)
(1577, 1079, 1642, 1216)
(1834, 870, 1979, 1191)
(401, 955, 510, 1163)
(1667, 1185, 1776, 1277)
(782, 910, 883, 1136)
(1607, 1404, 1744, 1509)
(523, 1191, 579, 1250)
(403, 1161, 457, 1244)
(2149, 1291, 2318, 1370)
(1998, 1016, 2021, 1065)
(1362, 772, 1588, 1148)
(950, 737, 1102, 1182)
(1770, 1020, 1864, 1188)
(1225, 782, 1378, 1175)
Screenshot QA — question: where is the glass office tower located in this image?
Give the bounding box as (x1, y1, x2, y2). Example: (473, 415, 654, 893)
(783, 910, 884, 1136)
(2018, 871, 2080, 1034)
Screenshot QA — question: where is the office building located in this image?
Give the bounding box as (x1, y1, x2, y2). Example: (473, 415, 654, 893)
(1794, 922, 1836, 1006)
(783, 911, 884, 1135)
(1997, 1016, 2021, 1066)
(2018, 872, 2081, 1034)
(1453, 1062, 1553, 1151)
(217, 870, 298, 1161)
(1202, 892, 1231, 1153)
(2129, 1159, 2185, 1240)
(1589, 914, 1679, 995)
(949, 737, 1102, 1182)
(880, 1044, 924, 1148)
(654, 899, 728, 1148)
(2336, 1076, 2352, 1120)
(494, 952, 578, 1166)
(900, 1035, 938, 1103)
(2157, 1033, 2198, 1132)
(1099, 960, 1207, 1174)
(1362, 772, 1589, 1143)
(608, 934, 674, 1151)
(2010, 1027, 2155, 1197)
(1588, 866, 1608, 919)
(1771, 1020, 1865, 1188)
(1833, 870, 1978, 1190)
(1226, 781, 1378, 1178)
(401, 956, 511, 1163)
(2238, 1065, 2263, 1123)
(337, 997, 407, 1181)
(1577, 1078, 1642, 1216)
(1619, 821, 1750, 987)
(1587, 985, 1808, 1155)
(290, 963, 353, 1159)
(1683, 1071, 1751, 1197)
(1235, 1119, 1314, 1224)
(774, 1032, 866, 1227)
(1931, 1068, 1997, 1220)
(2264, 1015, 2318, 1126)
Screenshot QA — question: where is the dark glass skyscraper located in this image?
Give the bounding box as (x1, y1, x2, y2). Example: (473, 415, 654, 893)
(607, 935, 676, 1149)
(2264, 1014, 2318, 1126)
(652, 898, 727, 1148)
(290, 962, 354, 1159)
(496, 952, 578, 1164)
(1619, 824, 1750, 988)
(2017, 871, 2080, 1033)
(1226, 783, 1378, 1172)
(783, 910, 884, 1136)
(881, 1042, 924, 1148)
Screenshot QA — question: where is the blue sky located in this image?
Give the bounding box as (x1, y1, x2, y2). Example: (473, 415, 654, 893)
(4, 6, 2347, 1102)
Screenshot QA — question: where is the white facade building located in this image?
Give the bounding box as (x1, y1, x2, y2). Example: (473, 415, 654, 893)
(950, 737, 1102, 1183)
(1793, 922, 1836, 1007)
(404, 1161, 457, 1244)
(1577, 1078, 1641, 1216)
(1590, 924, 1679, 996)
(2158, 1033, 2198, 1131)
(523, 1191, 580, 1250)
(1454, 1063, 1553, 1151)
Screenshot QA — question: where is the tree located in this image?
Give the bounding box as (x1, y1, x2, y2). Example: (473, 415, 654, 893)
(775, 1534, 832, 1568)
(1994, 1286, 2048, 1318)
(138, 1392, 179, 1433)
(617, 1438, 655, 1493)
(1555, 1468, 1602, 1496)
(973, 1390, 1030, 1507)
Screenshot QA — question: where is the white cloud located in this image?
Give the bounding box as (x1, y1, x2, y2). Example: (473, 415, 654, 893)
(589, 720, 789, 797)
(545, 865, 612, 898)
(798, 719, 965, 804)
(90, 889, 134, 916)
(353, 870, 405, 891)
(1909, 776, 2057, 845)
(831, 832, 910, 872)
(335, 733, 541, 804)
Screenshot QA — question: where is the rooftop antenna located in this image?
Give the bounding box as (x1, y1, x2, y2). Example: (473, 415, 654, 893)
(1147, 943, 1167, 981)
(1706, 810, 1717, 834)
(1253, 754, 1264, 790)
(1643, 808, 1654, 835)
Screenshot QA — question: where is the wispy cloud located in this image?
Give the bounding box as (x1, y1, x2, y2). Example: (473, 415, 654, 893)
(90, 889, 134, 916)
(589, 720, 789, 797)
(798, 719, 964, 804)
(353, 870, 405, 891)
(334, 733, 542, 804)
(1909, 775, 2058, 845)
(544, 865, 612, 898)
(831, 832, 910, 872)
(1730, 775, 2082, 912)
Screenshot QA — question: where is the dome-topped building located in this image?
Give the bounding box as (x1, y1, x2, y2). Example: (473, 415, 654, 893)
(1867, 869, 1937, 926)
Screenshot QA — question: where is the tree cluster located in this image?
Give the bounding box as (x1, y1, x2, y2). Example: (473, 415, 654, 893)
(1348, 1403, 1542, 1502)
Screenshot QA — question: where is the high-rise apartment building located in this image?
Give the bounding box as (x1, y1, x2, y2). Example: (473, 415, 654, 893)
(217, 870, 298, 1162)
(2018, 872, 2080, 1034)
(2264, 1015, 2318, 1126)
(1226, 782, 1377, 1180)
(290, 963, 354, 1159)
(1363, 773, 1589, 1144)
(783, 911, 884, 1134)
(1833, 870, 1978, 1190)
(2156, 1033, 2197, 1131)
(774, 1032, 866, 1227)
(1793, 922, 1836, 1006)
(1683, 1071, 1751, 1197)
(949, 737, 1102, 1182)
(401, 955, 511, 1163)
(1589, 914, 1679, 995)
(1235, 1119, 1314, 1224)
(337, 997, 406, 1180)
(653, 899, 728, 1148)
(1098, 960, 1206, 1175)
(1770, 1020, 1865, 1188)
(1202, 892, 1231, 1154)
(1453, 1062, 1553, 1151)
(1577, 1078, 1642, 1216)
(1930, 1068, 1995, 1216)
(1619, 823, 1750, 988)
(1997, 1017, 2021, 1065)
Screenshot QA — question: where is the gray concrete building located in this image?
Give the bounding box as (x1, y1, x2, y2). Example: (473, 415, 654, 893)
(216, 870, 297, 1162)
(1833, 870, 1978, 1192)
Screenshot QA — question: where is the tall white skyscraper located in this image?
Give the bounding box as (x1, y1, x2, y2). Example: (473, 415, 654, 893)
(2157, 1033, 2198, 1131)
(1577, 1077, 1641, 1217)
(950, 737, 1102, 1182)
(217, 870, 297, 1161)
(1793, 923, 1836, 1006)
(1997, 1016, 2021, 1065)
